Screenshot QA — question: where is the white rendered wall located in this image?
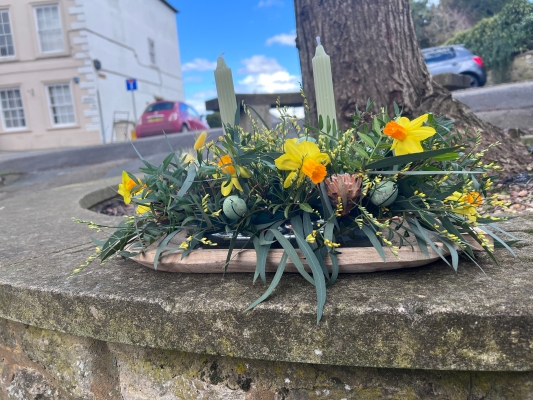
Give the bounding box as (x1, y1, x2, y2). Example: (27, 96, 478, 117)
(80, 0, 183, 142)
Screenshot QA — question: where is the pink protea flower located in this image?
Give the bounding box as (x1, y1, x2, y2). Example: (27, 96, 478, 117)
(324, 173, 362, 216)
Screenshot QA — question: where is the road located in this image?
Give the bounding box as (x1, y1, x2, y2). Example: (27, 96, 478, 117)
(0, 128, 222, 200)
(452, 80, 533, 132)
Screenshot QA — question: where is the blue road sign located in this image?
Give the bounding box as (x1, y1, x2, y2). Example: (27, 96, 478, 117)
(126, 78, 137, 91)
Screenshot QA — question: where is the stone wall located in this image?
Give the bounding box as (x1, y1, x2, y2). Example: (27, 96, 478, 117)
(487, 50, 533, 85)
(4, 318, 533, 400)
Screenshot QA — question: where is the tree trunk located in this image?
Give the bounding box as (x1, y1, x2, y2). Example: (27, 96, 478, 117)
(294, 0, 531, 175)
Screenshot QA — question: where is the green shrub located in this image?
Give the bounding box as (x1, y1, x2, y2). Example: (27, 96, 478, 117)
(445, 0, 533, 70)
(440, 0, 508, 23)
(206, 112, 222, 128)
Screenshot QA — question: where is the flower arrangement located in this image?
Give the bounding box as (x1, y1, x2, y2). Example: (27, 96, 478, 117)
(79, 98, 517, 322)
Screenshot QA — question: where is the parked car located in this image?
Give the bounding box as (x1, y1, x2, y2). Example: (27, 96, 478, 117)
(422, 45, 486, 87)
(135, 100, 209, 138)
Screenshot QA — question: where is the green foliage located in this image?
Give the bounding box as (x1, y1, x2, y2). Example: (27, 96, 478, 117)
(206, 112, 222, 128)
(440, 0, 508, 23)
(446, 0, 533, 70)
(410, 0, 473, 47)
(410, 0, 433, 49)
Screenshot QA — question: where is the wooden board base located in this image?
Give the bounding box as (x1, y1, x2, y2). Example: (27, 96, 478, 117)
(132, 243, 452, 274)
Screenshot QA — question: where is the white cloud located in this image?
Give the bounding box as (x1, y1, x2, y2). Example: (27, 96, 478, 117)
(185, 89, 217, 116)
(182, 58, 216, 72)
(238, 55, 285, 75)
(266, 31, 296, 46)
(258, 0, 283, 7)
(183, 76, 204, 83)
(238, 71, 300, 93)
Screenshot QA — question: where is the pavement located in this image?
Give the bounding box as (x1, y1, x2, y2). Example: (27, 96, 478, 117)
(0, 128, 222, 201)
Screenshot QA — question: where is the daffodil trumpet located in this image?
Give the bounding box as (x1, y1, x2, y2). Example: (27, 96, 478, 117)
(274, 138, 330, 188)
(383, 114, 436, 156)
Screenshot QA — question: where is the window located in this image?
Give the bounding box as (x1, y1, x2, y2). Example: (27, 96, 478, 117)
(47, 83, 75, 125)
(34, 5, 64, 54)
(148, 38, 156, 64)
(0, 88, 26, 130)
(187, 105, 200, 117)
(0, 10, 14, 57)
(145, 102, 174, 112)
(422, 47, 456, 64)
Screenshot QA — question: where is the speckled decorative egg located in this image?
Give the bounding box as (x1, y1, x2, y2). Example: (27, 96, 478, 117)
(222, 196, 248, 220)
(370, 181, 398, 207)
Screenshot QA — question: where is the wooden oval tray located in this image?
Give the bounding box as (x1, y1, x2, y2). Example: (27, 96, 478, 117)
(132, 242, 455, 274)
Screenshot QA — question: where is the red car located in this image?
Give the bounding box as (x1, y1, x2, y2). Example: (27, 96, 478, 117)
(135, 100, 209, 138)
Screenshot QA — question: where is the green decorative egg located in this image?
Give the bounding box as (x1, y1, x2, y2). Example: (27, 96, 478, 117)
(370, 181, 398, 207)
(296, 136, 317, 144)
(223, 196, 248, 220)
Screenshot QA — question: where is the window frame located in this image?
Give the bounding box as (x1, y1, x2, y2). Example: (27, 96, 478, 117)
(148, 38, 156, 65)
(0, 87, 27, 131)
(33, 3, 65, 55)
(0, 9, 15, 59)
(46, 82, 76, 127)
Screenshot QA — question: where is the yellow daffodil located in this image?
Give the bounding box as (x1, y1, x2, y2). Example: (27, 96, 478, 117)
(383, 114, 436, 155)
(136, 204, 151, 214)
(118, 171, 141, 204)
(217, 155, 250, 196)
(274, 139, 330, 188)
(194, 131, 207, 151)
(445, 191, 482, 221)
(183, 153, 196, 164)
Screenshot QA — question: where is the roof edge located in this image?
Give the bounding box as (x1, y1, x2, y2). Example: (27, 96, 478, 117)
(160, 0, 179, 13)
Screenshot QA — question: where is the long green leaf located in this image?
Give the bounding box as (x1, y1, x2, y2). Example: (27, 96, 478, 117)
(489, 223, 520, 241)
(407, 217, 451, 267)
(176, 164, 196, 198)
(479, 227, 517, 257)
(245, 252, 288, 311)
(269, 229, 315, 285)
(324, 222, 339, 287)
(303, 212, 329, 280)
(319, 182, 339, 229)
(154, 230, 182, 271)
(361, 225, 387, 262)
(365, 146, 461, 170)
(439, 216, 474, 259)
(291, 216, 327, 323)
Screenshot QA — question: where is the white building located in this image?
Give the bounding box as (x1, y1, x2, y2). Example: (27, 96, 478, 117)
(0, 0, 183, 151)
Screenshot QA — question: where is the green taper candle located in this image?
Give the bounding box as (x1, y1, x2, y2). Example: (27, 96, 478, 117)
(214, 55, 238, 128)
(312, 37, 337, 130)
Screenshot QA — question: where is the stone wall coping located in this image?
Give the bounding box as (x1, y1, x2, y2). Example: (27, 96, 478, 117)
(1, 179, 533, 372)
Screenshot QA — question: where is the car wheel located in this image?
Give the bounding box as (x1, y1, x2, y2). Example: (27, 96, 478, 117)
(464, 73, 481, 88)
(180, 124, 189, 133)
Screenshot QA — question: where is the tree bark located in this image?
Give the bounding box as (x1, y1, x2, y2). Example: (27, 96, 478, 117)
(294, 0, 531, 175)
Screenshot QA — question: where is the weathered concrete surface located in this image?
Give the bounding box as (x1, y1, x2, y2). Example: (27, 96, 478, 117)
(1, 179, 533, 373)
(488, 50, 533, 85)
(1, 180, 533, 398)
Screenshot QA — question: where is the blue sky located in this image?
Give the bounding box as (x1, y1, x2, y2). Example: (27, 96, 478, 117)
(166, 0, 301, 115)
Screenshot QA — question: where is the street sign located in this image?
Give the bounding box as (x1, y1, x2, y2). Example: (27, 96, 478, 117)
(126, 78, 137, 91)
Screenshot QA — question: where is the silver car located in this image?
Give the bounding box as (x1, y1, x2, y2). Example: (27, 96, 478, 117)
(422, 45, 487, 87)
